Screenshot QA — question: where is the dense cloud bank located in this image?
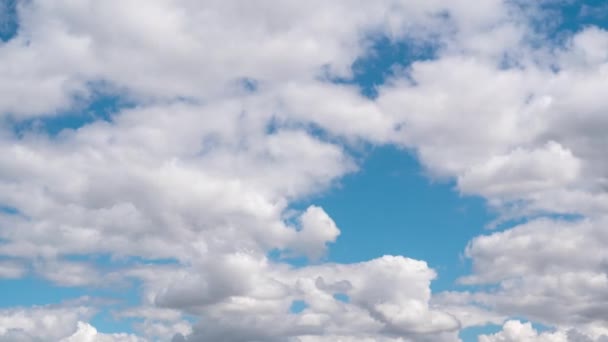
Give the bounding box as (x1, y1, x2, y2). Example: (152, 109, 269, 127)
(1, 0, 608, 341)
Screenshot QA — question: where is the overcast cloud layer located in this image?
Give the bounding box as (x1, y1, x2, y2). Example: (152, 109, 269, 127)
(1, 0, 608, 341)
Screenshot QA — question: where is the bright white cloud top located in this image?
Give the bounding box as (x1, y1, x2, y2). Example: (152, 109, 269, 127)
(0, 0, 607, 341)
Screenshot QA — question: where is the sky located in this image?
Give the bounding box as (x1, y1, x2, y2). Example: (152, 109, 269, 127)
(0, 0, 608, 341)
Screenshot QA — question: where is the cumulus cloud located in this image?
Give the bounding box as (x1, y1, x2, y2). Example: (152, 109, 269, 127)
(0, 302, 142, 342)
(172, 256, 460, 341)
(1, 0, 608, 340)
(369, 23, 608, 337)
(478, 320, 567, 342)
(59, 322, 146, 342)
(375, 24, 608, 220)
(287, 206, 341, 260)
(0, 2, 510, 340)
(455, 217, 608, 335)
(458, 141, 581, 198)
(479, 320, 608, 342)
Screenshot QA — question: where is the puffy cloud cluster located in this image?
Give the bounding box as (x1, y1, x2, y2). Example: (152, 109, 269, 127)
(452, 217, 608, 338)
(1, 0, 608, 341)
(0, 302, 143, 341)
(163, 256, 460, 341)
(369, 7, 608, 339)
(61, 322, 146, 342)
(376, 29, 608, 219)
(0, 0, 496, 340)
(479, 321, 568, 342)
(478, 320, 608, 342)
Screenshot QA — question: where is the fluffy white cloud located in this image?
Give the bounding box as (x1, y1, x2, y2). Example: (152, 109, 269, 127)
(0, 302, 142, 342)
(458, 141, 581, 198)
(478, 321, 567, 342)
(1, 0, 608, 340)
(0, 305, 91, 341)
(456, 217, 608, 334)
(375, 25, 608, 220)
(0, 2, 516, 340)
(60, 322, 145, 342)
(168, 256, 460, 341)
(370, 27, 608, 337)
(0, 0, 511, 118)
(479, 320, 608, 342)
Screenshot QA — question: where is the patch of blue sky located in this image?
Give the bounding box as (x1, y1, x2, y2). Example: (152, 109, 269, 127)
(0, 205, 19, 215)
(0, 276, 127, 307)
(91, 313, 139, 335)
(540, 0, 608, 32)
(11, 92, 130, 137)
(517, 0, 608, 46)
(275, 29, 492, 284)
(293, 146, 494, 292)
(488, 211, 585, 231)
(459, 324, 502, 342)
(0, 276, 142, 334)
(329, 34, 437, 99)
(87, 284, 142, 335)
(332, 293, 349, 303)
(239, 77, 258, 92)
(278, 33, 493, 289)
(0, 0, 18, 42)
(289, 300, 308, 314)
(0, 253, 143, 333)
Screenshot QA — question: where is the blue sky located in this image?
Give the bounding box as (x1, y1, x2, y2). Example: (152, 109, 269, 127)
(1, 1, 608, 341)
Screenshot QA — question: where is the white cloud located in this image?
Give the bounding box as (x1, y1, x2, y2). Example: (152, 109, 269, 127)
(1, 0, 608, 340)
(458, 217, 608, 335)
(287, 205, 340, 260)
(479, 321, 567, 342)
(60, 322, 145, 342)
(170, 256, 460, 341)
(0, 0, 509, 118)
(0, 302, 143, 342)
(458, 141, 581, 198)
(0, 2, 499, 339)
(376, 25, 608, 219)
(479, 320, 608, 342)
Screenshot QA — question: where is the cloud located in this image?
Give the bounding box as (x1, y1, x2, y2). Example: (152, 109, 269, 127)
(60, 322, 145, 342)
(0, 260, 26, 279)
(172, 256, 460, 341)
(0, 302, 142, 342)
(458, 217, 608, 335)
(478, 320, 567, 342)
(479, 320, 608, 342)
(0, 0, 508, 118)
(1, 0, 608, 340)
(287, 205, 341, 260)
(376, 25, 608, 218)
(0, 2, 512, 339)
(458, 141, 581, 198)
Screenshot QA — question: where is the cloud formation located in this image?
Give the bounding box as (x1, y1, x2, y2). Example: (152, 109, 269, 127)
(0, 0, 607, 341)
(478, 320, 608, 342)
